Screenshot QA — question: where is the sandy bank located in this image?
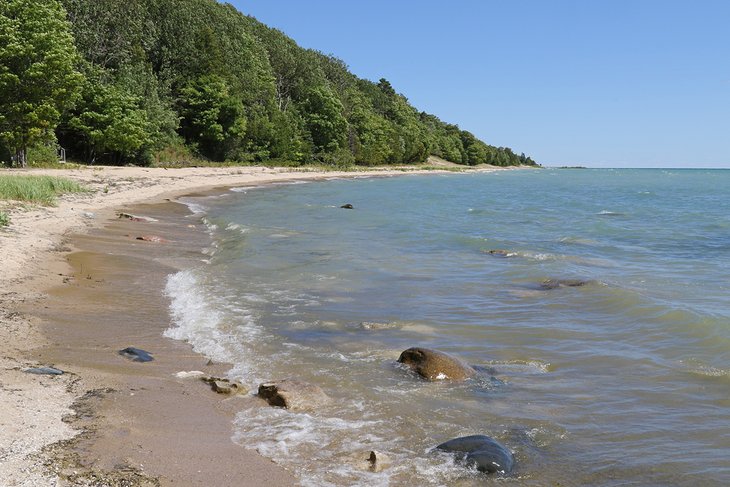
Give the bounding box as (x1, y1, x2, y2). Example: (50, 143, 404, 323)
(0, 164, 508, 485)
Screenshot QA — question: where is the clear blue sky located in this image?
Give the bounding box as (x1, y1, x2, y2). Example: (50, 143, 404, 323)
(229, 1, 729, 168)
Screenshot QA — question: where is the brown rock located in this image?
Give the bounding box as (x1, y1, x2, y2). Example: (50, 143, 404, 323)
(398, 347, 476, 381)
(201, 376, 248, 395)
(367, 450, 391, 472)
(258, 379, 331, 411)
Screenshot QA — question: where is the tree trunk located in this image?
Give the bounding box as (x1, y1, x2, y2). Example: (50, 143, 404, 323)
(16, 148, 27, 168)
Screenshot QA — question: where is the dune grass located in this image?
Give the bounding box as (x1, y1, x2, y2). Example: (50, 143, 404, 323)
(0, 175, 87, 206)
(0, 211, 8, 227)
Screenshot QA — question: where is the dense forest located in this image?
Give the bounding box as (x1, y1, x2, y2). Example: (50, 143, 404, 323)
(0, 0, 537, 167)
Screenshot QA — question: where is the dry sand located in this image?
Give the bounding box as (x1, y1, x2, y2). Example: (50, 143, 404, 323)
(0, 163, 507, 485)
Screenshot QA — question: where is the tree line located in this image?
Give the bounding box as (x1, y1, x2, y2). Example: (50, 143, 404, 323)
(0, 0, 537, 167)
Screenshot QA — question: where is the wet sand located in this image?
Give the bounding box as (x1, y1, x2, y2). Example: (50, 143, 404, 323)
(31, 200, 296, 485)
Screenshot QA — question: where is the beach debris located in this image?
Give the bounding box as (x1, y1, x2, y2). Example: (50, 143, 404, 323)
(340, 203, 354, 209)
(81, 211, 95, 219)
(118, 347, 154, 362)
(258, 379, 331, 411)
(118, 212, 158, 223)
(435, 435, 514, 474)
(540, 278, 592, 290)
(135, 235, 168, 243)
(174, 370, 206, 379)
(201, 376, 249, 395)
(398, 347, 476, 381)
(24, 366, 64, 376)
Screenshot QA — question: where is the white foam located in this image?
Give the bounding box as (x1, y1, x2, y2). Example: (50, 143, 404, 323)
(164, 270, 263, 380)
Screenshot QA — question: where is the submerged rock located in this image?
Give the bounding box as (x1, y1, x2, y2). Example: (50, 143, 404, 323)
(340, 204, 354, 209)
(485, 249, 514, 257)
(258, 379, 331, 411)
(202, 376, 248, 395)
(398, 347, 476, 381)
(435, 434, 514, 474)
(118, 347, 154, 362)
(540, 279, 592, 290)
(24, 366, 64, 376)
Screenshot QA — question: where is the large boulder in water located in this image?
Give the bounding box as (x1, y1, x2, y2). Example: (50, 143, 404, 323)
(258, 379, 331, 411)
(435, 435, 514, 474)
(397, 347, 476, 381)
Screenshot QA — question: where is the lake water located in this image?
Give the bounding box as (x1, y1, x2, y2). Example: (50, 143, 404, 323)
(165, 169, 730, 486)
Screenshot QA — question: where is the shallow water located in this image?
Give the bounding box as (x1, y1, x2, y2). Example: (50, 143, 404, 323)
(165, 169, 730, 486)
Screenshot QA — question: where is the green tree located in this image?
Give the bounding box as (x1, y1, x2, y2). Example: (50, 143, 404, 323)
(178, 74, 246, 160)
(0, 0, 82, 166)
(64, 70, 153, 164)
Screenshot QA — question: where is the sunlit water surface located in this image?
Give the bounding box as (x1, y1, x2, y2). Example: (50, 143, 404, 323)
(165, 169, 730, 486)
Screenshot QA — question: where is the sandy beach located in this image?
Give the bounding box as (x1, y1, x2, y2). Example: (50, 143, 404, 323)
(0, 163, 506, 486)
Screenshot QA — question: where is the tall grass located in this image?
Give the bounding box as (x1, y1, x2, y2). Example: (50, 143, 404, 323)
(0, 211, 8, 227)
(0, 175, 87, 205)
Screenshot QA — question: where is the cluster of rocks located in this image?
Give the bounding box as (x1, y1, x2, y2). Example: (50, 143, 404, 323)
(115, 339, 512, 475)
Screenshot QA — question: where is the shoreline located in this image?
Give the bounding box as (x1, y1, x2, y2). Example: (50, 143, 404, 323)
(0, 164, 514, 485)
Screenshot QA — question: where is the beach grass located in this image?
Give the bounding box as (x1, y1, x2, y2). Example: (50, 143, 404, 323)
(0, 210, 8, 227)
(0, 175, 87, 205)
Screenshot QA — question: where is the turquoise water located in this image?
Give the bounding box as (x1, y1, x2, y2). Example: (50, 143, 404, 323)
(166, 169, 730, 486)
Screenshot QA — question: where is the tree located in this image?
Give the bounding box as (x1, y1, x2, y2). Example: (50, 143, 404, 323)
(178, 74, 246, 160)
(0, 0, 82, 166)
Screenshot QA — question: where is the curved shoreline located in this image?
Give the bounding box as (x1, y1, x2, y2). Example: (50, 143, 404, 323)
(0, 164, 513, 485)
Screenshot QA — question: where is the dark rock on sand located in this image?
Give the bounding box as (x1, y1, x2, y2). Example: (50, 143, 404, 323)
(24, 366, 64, 375)
(258, 379, 331, 411)
(340, 204, 354, 209)
(398, 347, 476, 381)
(540, 279, 592, 290)
(201, 376, 248, 395)
(118, 347, 154, 362)
(436, 434, 514, 474)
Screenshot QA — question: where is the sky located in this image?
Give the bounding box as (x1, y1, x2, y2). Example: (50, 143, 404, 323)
(229, 1, 730, 168)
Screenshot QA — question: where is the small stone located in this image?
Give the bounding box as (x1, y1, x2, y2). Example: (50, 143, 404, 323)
(201, 376, 248, 395)
(24, 366, 64, 375)
(118, 347, 154, 362)
(340, 204, 354, 209)
(174, 370, 206, 379)
(135, 235, 167, 243)
(258, 379, 331, 411)
(367, 450, 391, 472)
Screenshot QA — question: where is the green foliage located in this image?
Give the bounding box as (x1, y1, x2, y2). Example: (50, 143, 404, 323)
(178, 74, 246, 160)
(0, 0, 83, 167)
(64, 66, 154, 164)
(0, 210, 9, 227)
(45, 0, 536, 167)
(0, 174, 86, 205)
